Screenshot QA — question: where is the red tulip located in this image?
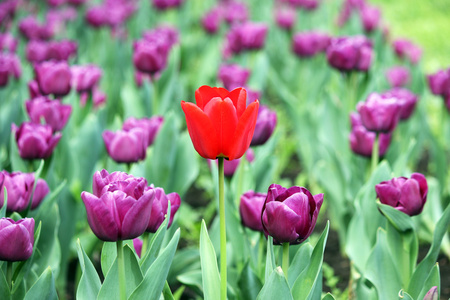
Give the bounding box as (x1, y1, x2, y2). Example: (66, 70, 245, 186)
(181, 86, 259, 161)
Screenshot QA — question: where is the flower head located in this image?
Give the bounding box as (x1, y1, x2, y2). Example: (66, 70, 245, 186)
(239, 190, 266, 231)
(0, 218, 35, 261)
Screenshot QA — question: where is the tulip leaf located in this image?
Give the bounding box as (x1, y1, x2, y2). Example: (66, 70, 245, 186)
(162, 280, 175, 300)
(377, 202, 415, 232)
(265, 236, 276, 283)
(129, 229, 180, 300)
(407, 203, 450, 298)
(9, 131, 27, 173)
(76, 239, 101, 300)
(291, 221, 329, 300)
(140, 218, 168, 273)
(97, 244, 143, 300)
(256, 267, 293, 300)
(0, 187, 7, 218)
(417, 264, 440, 300)
(101, 242, 117, 278)
(176, 270, 203, 296)
(322, 293, 336, 300)
(23, 267, 57, 300)
(238, 261, 263, 300)
(0, 268, 10, 300)
(25, 159, 44, 214)
(288, 242, 313, 287)
(33, 180, 66, 221)
(199, 220, 221, 300)
(398, 290, 414, 300)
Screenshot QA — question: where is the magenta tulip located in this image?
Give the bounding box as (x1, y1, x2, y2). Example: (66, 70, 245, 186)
(26, 97, 72, 132)
(251, 105, 277, 146)
(145, 187, 180, 233)
(292, 31, 330, 58)
(122, 116, 164, 147)
(0, 218, 35, 261)
(327, 36, 373, 72)
(35, 61, 72, 97)
(386, 66, 410, 88)
(381, 88, 418, 120)
(357, 93, 401, 133)
(102, 128, 147, 163)
(218, 64, 250, 90)
(239, 190, 266, 232)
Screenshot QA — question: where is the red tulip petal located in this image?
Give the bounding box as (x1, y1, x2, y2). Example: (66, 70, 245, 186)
(195, 86, 229, 110)
(228, 88, 247, 118)
(181, 101, 220, 159)
(228, 101, 259, 160)
(204, 97, 238, 158)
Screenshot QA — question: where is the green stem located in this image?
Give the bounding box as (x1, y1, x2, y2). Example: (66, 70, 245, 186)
(141, 232, 150, 258)
(218, 157, 227, 300)
(371, 132, 379, 173)
(282, 242, 290, 280)
(258, 233, 265, 277)
(152, 80, 158, 116)
(6, 261, 13, 291)
(117, 240, 126, 300)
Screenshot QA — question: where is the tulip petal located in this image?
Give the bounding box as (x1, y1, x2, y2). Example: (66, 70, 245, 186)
(283, 193, 312, 238)
(195, 86, 229, 110)
(398, 179, 424, 216)
(0, 224, 33, 261)
(44, 132, 62, 159)
(227, 88, 247, 118)
(375, 183, 400, 207)
(121, 189, 154, 239)
(228, 101, 259, 160)
(263, 201, 301, 243)
(181, 101, 220, 159)
(411, 173, 428, 200)
(18, 132, 48, 159)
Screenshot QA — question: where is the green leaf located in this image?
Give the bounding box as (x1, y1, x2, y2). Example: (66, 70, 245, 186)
(291, 221, 329, 300)
(377, 203, 415, 232)
(199, 220, 220, 300)
(140, 216, 169, 273)
(97, 244, 143, 300)
(0, 268, 10, 299)
(322, 293, 336, 300)
(288, 242, 313, 287)
(265, 236, 276, 283)
(162, 281, 175, 300)
(23, 267, 57, 300)
(398, 290, 414, 300)
(256, 267, 293, 300)
(238, 262, 263, 300)
(176, 270, 202, 296)
(101, 242, 117, 278)
(33, 180, 66, 221)
(407, 204, 450, 298)
(76, 239, 101, 300)
(9, 130, 27, 172)
(129, 229, 180, 300)
(417, 264, 440, 300)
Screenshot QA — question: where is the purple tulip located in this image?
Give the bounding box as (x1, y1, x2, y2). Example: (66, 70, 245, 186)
(349, 113, 391, 157)
(144, 187, 180, 233)
(0, 218, 35, 261)
(392, 39, 422, 65)
(357, 93, 401, 133)
(71, 65, 102, 93)
(12, 122, 62, 160)
(19, 16, 54, 41)
(251, 105, 277, 146)
(381, 88, 418, 120)
(239, 190, 266, 232)
(81, 170, 154, 241)
(0, 32, 18, 52)
(142, 26, 179, 49)
(85, 6, 107, 28)
(133, 39, 169, 75)
(292, 31, 330, 58)
(92, 88, 107, 108)
(262, 184, 323, 244)
(103, 128, 147, 163)
(222, 1, 248, 25)
(218, 64, 250, 90)
(202, 8, 222, 34)
(327, 36, 373, 72)
(0, 171, 49, 212)
(35, 61, 72, 97)
(360, 5, 381, 33)
(46, 40, 78, 61)
(423, 286, 438, 300)
(122, 116, 164, 147)
(289, 0, 319, 10)
(275, 6, 296, 30)
(133, 237, 143, 257)
(375, 173, 428, 216)
(152, 0, 183, 10)
(225, 22, 268, 55)
(386, 66, 410, 88)
(25, 97, 72, 132)
(26, 40, 49, 63)
(0, 53, 21, 87)
(427, 68, 450, 98)
(85, 1, 136, 28)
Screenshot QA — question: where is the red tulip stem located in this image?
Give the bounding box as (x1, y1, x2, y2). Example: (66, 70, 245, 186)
(117, 240, 126, 300)
(282, 242, 289, 281)
(218, 157, 227, 300)
(6, 261, 13, 291)
(371, 132, 379, 173)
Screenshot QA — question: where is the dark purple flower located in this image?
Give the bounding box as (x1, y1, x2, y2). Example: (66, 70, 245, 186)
(262, 184, 323, 244)
(292, 31, 330, 58)
(225, 22, 268, 55)
(152, 0, 183, 10)
(239, 190, 266, 231)
(386, 66, 410, 88)
(427, 68, 450, 98)
(25, 97, 72, 132)
(251, 105, 277, 146)
(349, 113, 391, 157)
(0, 53, 21, 87)
(375, 173, 428, 216)
(393, 39, 422, 65)
(0, 218, 35, 261)
(144, 186, 180, 233)
(218, 64, 250, 90)
(202, 8, 222, 34)
(275, 6, 296, 30)
(326, 36, 373, 72)
(81, 170, 154, 241)
(133, 39, 169, 75)
(12, 122, 62, 160)
(357, 93, 401, 133)
(122, 116, 164, 147)
(71, 65, 102, 93)
(35, 61, 72, 97)
(0, 171, 49, 212)
(0, 33, 18, 52)
(381, 88, 418, 120)
(102, 128, 147, 163)
(360, 5, 381, 33)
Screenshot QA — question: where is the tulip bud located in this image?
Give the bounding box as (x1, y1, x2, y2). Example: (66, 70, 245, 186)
(262, 184, 323, 244)
(12, 122, 62, 160)
(222, 1, 248, 25)
(225, 22, 268, 55)
(122, 116, 164, 147)
(132, 39, 169, 75)
(0, 171, 49, 212)
(327, 36, 373, 72)
(46, 40, 78, 61)
(0, 218, 35, 261)
(202, 8, 222, 34)
(386, 66, 410, 88)
(26, 97, 72, 132)
(35, 61, 72, 97)
(144, 187, 181, 233)
(71, 64, 102, 93)
(218, 64, 250, 91)
(357, 93, 401, 133)
(239, 190, 266, 231)
(375, 173, 428, 216)
(292, 31, 330, 58)
(423, 286, 438, 300)
(349, 124, 391, 158)
(427, 68, 450, 97)
(102, 128, 147, 163)
(81, 170, 154, 241)
(360, 5, 381, 33)
(392, 38, 422, 65)
(381, 88, 418, 120)
(275, 6, 296, 31)
(251, 105, 277, 146)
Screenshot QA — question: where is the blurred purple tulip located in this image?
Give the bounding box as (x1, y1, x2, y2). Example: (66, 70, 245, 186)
(144, 186, 180, 233)
(26, 40, 49, 63)
(239, 190, 266, 231)
(275, 6, 296, 30)
(133, 39, 169, 75)
(85, 6, 106, 28)
(289, 0, 319, 10)
(327, 36, 373, 72)
(35, 61, 72, 97)
(262, 184, 323, 244)
(18, 16, 54, 41)
(202, 8, 222, 34)
(427, 68, 450, 98)
(357, 93, 401, 133)
(222, 1, 248, 25)
(122, 116, 164, 147)
(292, 31, 330, 58)
(152, 0, 183, 10)
(349, 113, 391, 157)
(381, 88, 418, 120)
(46, 40, 78, 61)
(218, 64, 250, 90)
(133, 237, 143, 257)
(25, 97, 72, 132)
(12, 122, 62, 160)
(0, 218, 35, 261)
(393, 38, 422, 65)
(92, 88, 107, 108)
(0, 33, 18, 52)
(375, 173, 428, 216)
(251, 105, 277, 146)
(0, 171, 49, 212)
(360, 5, 381, 33)
(81, 170, 154, 241)
(0, 53, 21, 87)
(103, 128, 147, 163)
(85, 0, 136, 28)
(225, 22, 268, 55)
(71, 65, 102, 93)
(386, 66, 410, 88)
